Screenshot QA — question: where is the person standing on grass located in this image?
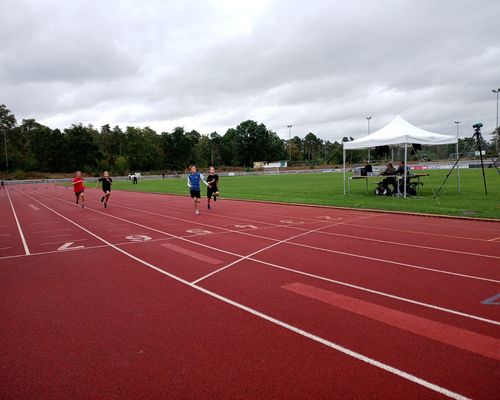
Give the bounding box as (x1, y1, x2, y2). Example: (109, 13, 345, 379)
(72, 171, 85, 208)
(206, 166, 220, 210)
(187, 165, 208, 215)
(96, 171, 113, 208)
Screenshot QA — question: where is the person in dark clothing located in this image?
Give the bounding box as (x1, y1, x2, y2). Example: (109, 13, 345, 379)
(396, 160, 411, 194)
(396, 160, 406, 175)
(363, 160, 373, 176)
(206, 166, 220, 209)
(96, 171, 113, 208)
(380, 162, 397, 194)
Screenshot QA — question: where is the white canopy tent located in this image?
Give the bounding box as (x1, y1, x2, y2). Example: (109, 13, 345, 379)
(343, 115, 457, 196)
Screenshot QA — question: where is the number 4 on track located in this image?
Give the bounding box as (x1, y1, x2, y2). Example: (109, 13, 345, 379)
(57, 242, 84, 251)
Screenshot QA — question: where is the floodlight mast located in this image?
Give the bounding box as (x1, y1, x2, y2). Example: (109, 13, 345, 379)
(287, 124, 292, 161)
(366, 116, 372, 161)
(454, 121, 461, 193)
(493, 89, 500, 155)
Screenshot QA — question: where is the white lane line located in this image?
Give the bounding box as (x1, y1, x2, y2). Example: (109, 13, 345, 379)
(103, 200, 499, 283)
(488, 236, 500, 242)
(111, 195, 500, 251)
(19, 190, 470, 400)
(192, 218, 357, 285)
(0, 233, 11, 236)
(287, 241, 500, 284)
(6, 189, 30, 255)
(347, 222, 497, 243)
(128, 191, 496, 236)
(301, 228, 500, 260)
(33, 190, 500, 326)
(28, 204, 40, 211)
(0, 247, 12, 250)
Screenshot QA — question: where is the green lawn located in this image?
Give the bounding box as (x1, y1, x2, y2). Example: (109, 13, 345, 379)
(112, 169, 500, 219)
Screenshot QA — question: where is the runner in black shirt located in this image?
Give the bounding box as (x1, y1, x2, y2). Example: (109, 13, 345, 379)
(206, 166, 219, 209)
(96, 171, 113, 208)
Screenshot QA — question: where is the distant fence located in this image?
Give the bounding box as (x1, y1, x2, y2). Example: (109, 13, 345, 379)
(1, 161, 496, 185)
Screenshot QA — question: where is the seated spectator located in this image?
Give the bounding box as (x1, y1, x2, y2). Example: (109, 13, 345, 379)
(395, 160, 407, 175)
(380, 162, 397, 194)
(364, 160, 373, 175)
(396, 160, 413, 194)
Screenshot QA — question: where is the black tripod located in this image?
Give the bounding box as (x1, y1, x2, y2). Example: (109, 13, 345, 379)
(436, 123, 488, 196)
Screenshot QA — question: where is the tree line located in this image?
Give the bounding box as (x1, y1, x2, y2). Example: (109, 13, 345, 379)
(0, 104, 351, 174)
(1, 104, 497, 175)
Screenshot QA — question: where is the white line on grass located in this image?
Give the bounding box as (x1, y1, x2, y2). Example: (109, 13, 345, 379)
(31, 189, 500, 326)
(6, 188, 30, 255)
(18, 189, 470, 400)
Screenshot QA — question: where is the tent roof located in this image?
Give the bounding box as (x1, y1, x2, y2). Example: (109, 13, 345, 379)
(343, 115, 456, 149)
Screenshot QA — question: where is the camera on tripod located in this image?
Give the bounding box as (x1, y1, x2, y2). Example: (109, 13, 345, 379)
(472, 122, 483, 129)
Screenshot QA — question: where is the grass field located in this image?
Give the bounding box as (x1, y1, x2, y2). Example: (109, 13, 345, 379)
(112, 169, 500, 219)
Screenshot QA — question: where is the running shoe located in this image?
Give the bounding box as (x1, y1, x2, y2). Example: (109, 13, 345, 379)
(195, 210, 200, 215)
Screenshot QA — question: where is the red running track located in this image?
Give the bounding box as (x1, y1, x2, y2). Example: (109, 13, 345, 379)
(0, 185, 499, 399)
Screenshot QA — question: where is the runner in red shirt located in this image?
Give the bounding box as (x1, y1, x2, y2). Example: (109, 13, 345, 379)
(72, 170, 85, 208)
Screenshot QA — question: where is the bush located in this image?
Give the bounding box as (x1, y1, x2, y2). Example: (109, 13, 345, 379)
(13, 169, 26, 180)
(114, 156, 129, 175)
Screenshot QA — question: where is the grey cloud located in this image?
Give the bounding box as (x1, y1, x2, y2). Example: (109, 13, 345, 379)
(1, 0, 499, 140)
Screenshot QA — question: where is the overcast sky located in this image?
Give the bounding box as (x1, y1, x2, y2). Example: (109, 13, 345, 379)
(1, 0, 499, 141)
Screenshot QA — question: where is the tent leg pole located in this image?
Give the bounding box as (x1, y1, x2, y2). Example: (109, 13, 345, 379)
(404, 145, 407, 199)
(343, 148, 346, 195)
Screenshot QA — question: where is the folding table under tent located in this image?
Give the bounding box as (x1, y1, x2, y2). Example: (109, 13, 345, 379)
(343, 115, 457, 197)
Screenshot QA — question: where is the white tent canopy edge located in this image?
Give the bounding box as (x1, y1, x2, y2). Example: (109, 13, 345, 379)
(342, 115, 457, 196)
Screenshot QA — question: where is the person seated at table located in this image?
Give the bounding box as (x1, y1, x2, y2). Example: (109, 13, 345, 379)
(396, 160, 412, 193)
(380, 162, 397, 194)
(396, 160, 407, 175)
(364, 160, 373, 175)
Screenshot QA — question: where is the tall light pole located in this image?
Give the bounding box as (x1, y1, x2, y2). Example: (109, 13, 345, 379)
(493, 89, 500, 155)
(366, 116, 372, 161)
(2, 129, 7, 169)
(287, 124, 292, 162)
(454, 121, 461, 193)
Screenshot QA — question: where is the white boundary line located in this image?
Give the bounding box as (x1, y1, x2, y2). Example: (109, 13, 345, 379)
(18, 190, 470, 400)
(192, 218, 357, 284)
(28, 190, 500, 326)
(108, 191, 500, 253)
(88, 197, 500, 283)
(6, 188, 30, 255)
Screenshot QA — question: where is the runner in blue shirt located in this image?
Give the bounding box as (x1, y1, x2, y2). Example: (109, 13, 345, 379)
(187, 165, 208, 215)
